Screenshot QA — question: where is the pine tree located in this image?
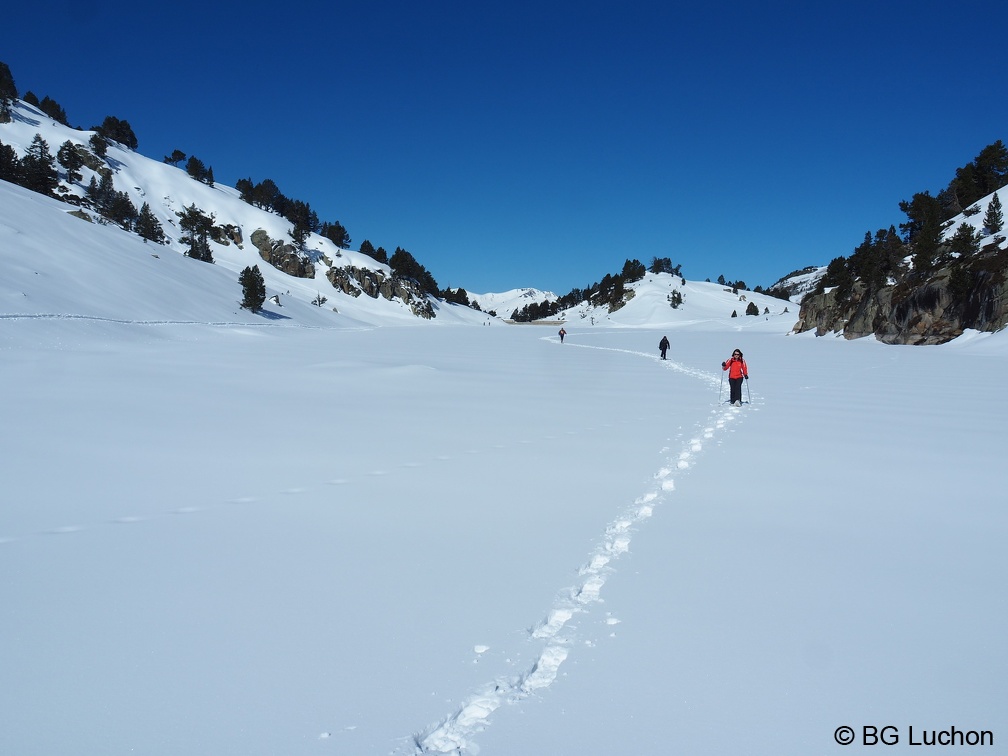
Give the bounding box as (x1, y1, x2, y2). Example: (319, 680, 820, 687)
(250, 178, 281, 210)
(949, 223, 980, 257)
(56, 140, 85, 184)
(899, 191, 943, 272)
(185, 155, 212, 184)
(163, 149, 187, 166)
(621, 259, 646, 282)
(178, 204, 215, 263)
(359, 239, 378, 261)
(105, 191, 139, 230)
(86, 175, 100, 204)
(136, 203, 165, 244)
(92, 171, 116, 214)
(39, 96, 69, 125)
(983, 192, 1003, 235)
(89, 133, 108, 158)
(94, 115, 138, 150)
(235, 177, 254, 202)
(0, 61, 17, 123)
(0, 141, 22, 183)
(21, 133, 59, 194)
(321, 220, 350, 249)
(390, 247, 439, 294)
(239, 265, 266, 311)
(650, 256, 674, 274)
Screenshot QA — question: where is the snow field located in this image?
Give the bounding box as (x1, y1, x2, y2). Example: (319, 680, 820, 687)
(414, 339, 754, 753)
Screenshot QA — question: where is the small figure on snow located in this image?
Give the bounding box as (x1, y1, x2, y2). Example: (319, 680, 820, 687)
(659, 335, 670, 360)
(558, 327, 567, 343)
(721, 348, 748, 406)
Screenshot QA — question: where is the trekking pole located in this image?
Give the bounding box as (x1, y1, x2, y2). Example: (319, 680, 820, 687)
(719, 371, 725, 404)
(745, 376, 752, 404)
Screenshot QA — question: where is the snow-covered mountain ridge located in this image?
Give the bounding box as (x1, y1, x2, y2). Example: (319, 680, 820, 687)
(2, 97, 800, 329)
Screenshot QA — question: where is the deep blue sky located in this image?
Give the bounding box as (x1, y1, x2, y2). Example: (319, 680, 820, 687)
(3, 0, 1007, 293)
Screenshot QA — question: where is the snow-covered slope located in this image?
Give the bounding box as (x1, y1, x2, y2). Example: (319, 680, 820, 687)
(3, 99, 801, 330)
(553, 271, 795, 330)
(1, 99, 488, 328)
(941, 189, 1005, 247)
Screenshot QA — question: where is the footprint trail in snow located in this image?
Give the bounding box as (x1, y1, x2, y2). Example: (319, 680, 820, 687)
(410, 344, 753, 755)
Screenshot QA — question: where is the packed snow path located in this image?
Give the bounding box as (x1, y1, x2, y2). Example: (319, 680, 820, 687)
(411, 335, 754, 755)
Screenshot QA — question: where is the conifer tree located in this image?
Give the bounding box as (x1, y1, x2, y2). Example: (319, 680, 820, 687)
(984, 192, 1003, 235)
(105, 191, 139, 230)
(359, 239, 378, 261)
(899, 191, 943, 272)
(949, 223, 980, 257)
(56, 140, 84, 184)
(621, 258, 646, 282)
(163, 149, 187, 166)
(0, 61, 17, 123)
(39, 96, 69, 125)
(0, 141, 22, 183)
(89, 133, 108, 158)
(235, 177, 254, 203)
(21, 133, 59, 195)
(320, 220, 350, 249)
(94, 115, 138, 149)
(239, 265, 266, 311)
(136, 203, 165, 244)
(178, 204, 215, 262)
(390, 247, 438, 294)
(86, 175, 100, 204)
(251, 178, 281, 210)
(185, 155, 212, 184)
(93, 171, 116, 213)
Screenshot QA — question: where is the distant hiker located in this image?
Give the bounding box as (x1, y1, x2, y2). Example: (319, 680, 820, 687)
(659, 335, 670, 360)
(559, 327, 567, 343)
(721, 349, 749, 406)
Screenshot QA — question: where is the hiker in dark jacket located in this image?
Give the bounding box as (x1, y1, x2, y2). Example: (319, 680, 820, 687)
(659, 336, 670, 360)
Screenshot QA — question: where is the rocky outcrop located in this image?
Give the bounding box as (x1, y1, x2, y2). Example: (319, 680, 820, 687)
(211, 224, 243, 247)
(248, 229, 434, 319)
(794, 246, 1008, 344)
(250, 229, 314, 278)
(326, 264, 435, 319)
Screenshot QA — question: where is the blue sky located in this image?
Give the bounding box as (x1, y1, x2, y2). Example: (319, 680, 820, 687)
(3, 0, 1007, 294)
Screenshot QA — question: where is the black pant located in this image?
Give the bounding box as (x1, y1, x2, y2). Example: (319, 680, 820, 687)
(729, 377, 743, 404)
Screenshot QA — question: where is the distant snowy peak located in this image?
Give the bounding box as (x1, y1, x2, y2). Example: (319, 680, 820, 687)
(469, 288, 557, 317)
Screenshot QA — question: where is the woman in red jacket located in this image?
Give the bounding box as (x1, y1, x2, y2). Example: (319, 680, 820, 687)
(721, 348, 748, 406)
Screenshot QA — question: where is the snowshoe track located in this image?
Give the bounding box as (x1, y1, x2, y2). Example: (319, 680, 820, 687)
(410, 341, 753, 755)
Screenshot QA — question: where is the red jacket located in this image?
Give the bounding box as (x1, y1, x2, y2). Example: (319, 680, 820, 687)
(722, 356, 748, 379)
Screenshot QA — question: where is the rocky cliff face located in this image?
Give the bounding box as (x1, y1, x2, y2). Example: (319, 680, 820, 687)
(326, 264, 435, 320)
(793, 244, 1008, 344)
(250, 229, 316, 279)
(250, 229, 436, 319)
